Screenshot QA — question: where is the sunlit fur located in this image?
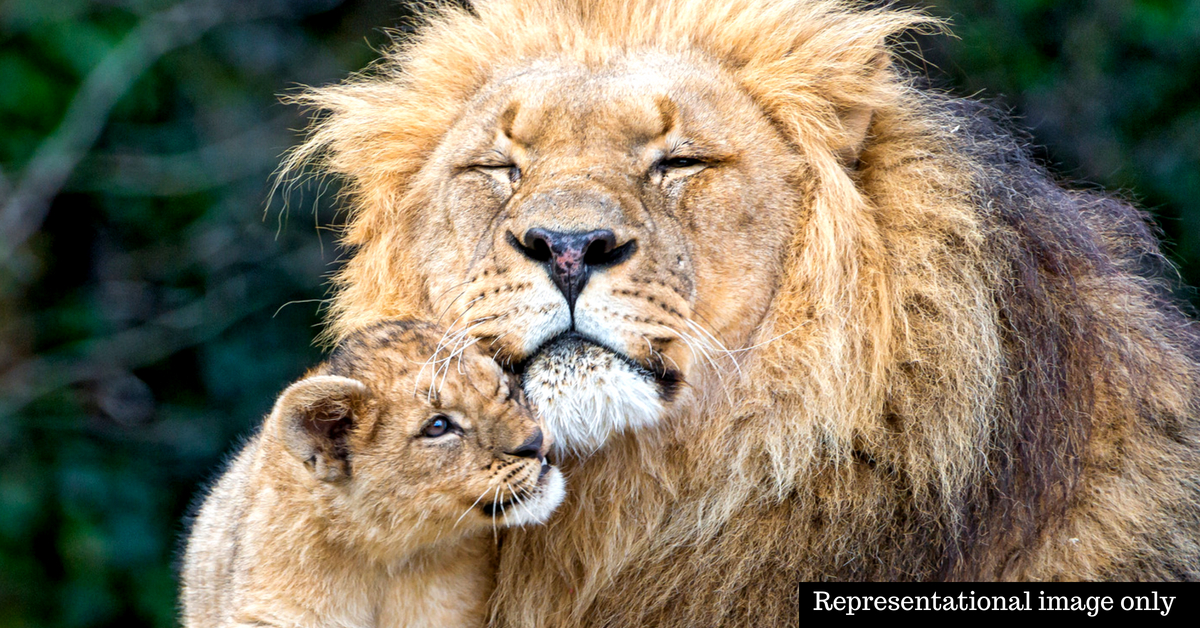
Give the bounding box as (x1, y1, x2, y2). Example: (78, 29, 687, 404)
(282, 0, 1200, 623)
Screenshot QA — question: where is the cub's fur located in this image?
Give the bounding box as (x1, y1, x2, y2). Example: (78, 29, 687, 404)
(181, 321, 564, 627)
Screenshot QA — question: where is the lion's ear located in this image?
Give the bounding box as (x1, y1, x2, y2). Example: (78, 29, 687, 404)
(832, 51, 889, 169)
(835, 102, 874, 169)
(270, 375, 370, 482)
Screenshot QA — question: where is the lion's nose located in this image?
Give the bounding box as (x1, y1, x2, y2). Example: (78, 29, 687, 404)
(509, 228, 636, 311)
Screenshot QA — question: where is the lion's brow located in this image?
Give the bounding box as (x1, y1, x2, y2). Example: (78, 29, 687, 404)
(499, 102, 520, 140)
(654, 96, 677, 137)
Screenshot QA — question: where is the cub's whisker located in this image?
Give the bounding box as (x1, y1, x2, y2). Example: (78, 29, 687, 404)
(454, 482, 497, 530)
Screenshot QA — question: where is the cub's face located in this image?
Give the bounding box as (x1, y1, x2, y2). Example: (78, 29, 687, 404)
(270, 321, 565, 546)
(407, 55, 805, 456)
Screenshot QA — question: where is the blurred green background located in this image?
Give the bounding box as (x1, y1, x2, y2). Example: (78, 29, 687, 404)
(0, 0, 1197, 624)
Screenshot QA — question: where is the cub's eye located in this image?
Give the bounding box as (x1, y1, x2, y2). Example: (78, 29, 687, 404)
(421, 414, 456, 438)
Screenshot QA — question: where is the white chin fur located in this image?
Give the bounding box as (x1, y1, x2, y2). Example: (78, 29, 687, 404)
(521, 337, 664, 457)
(501, 467, 566, 526)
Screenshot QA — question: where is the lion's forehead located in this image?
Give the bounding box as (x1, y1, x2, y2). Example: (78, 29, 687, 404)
(460, 56, 763, 150)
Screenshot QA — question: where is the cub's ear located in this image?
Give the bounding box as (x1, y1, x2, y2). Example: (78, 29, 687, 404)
(269, 375, 369, 482)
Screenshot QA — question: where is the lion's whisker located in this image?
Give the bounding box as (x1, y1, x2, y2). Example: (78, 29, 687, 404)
(656, 325, 736, 406)
(684, 319, 746, 381)
(433, 288, 469, 325)
(727, 321, 812, 354)
(418, 301, 487, 400)
(434, 319, 495, 395)
(431, 278, 472, 309)
(657, 324, 729, 403)
(642, 333, 684, 374)
(433, 297, 482, 354)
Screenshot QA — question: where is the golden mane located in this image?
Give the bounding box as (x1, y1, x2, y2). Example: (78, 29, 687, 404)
(284, 0, 1200, 614)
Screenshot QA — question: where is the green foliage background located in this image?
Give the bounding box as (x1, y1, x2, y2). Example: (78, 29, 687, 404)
(0, 0, 1196, 624)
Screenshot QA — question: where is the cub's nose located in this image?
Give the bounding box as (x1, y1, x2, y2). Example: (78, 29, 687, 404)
(506, 428, 544, 460)
(509, 228, 636, 311)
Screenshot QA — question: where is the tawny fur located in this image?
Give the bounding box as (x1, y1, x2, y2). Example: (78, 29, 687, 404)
(181, 321, 563, 627)
(281, 0, 1200, 624)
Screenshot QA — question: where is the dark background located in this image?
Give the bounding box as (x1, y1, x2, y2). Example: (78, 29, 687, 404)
(0, 0, 1197, 625)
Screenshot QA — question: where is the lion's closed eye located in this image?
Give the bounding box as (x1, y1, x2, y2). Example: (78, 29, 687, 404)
(476, 164, 521, 187)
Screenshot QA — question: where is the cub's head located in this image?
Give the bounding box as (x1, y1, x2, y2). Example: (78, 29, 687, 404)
(266, 320, 565, 551)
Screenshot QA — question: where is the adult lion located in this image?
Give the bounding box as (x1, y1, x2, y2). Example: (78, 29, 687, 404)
(285, 0, 1200, 623)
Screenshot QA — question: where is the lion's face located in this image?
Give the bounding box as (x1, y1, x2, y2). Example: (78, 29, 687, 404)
(411, 56, 806, 455)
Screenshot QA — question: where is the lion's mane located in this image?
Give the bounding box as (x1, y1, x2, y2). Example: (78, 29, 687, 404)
(285, 0, 1200, 622)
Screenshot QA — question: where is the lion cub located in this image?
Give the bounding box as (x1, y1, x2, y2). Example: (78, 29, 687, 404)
(181, 320, 565, 628)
